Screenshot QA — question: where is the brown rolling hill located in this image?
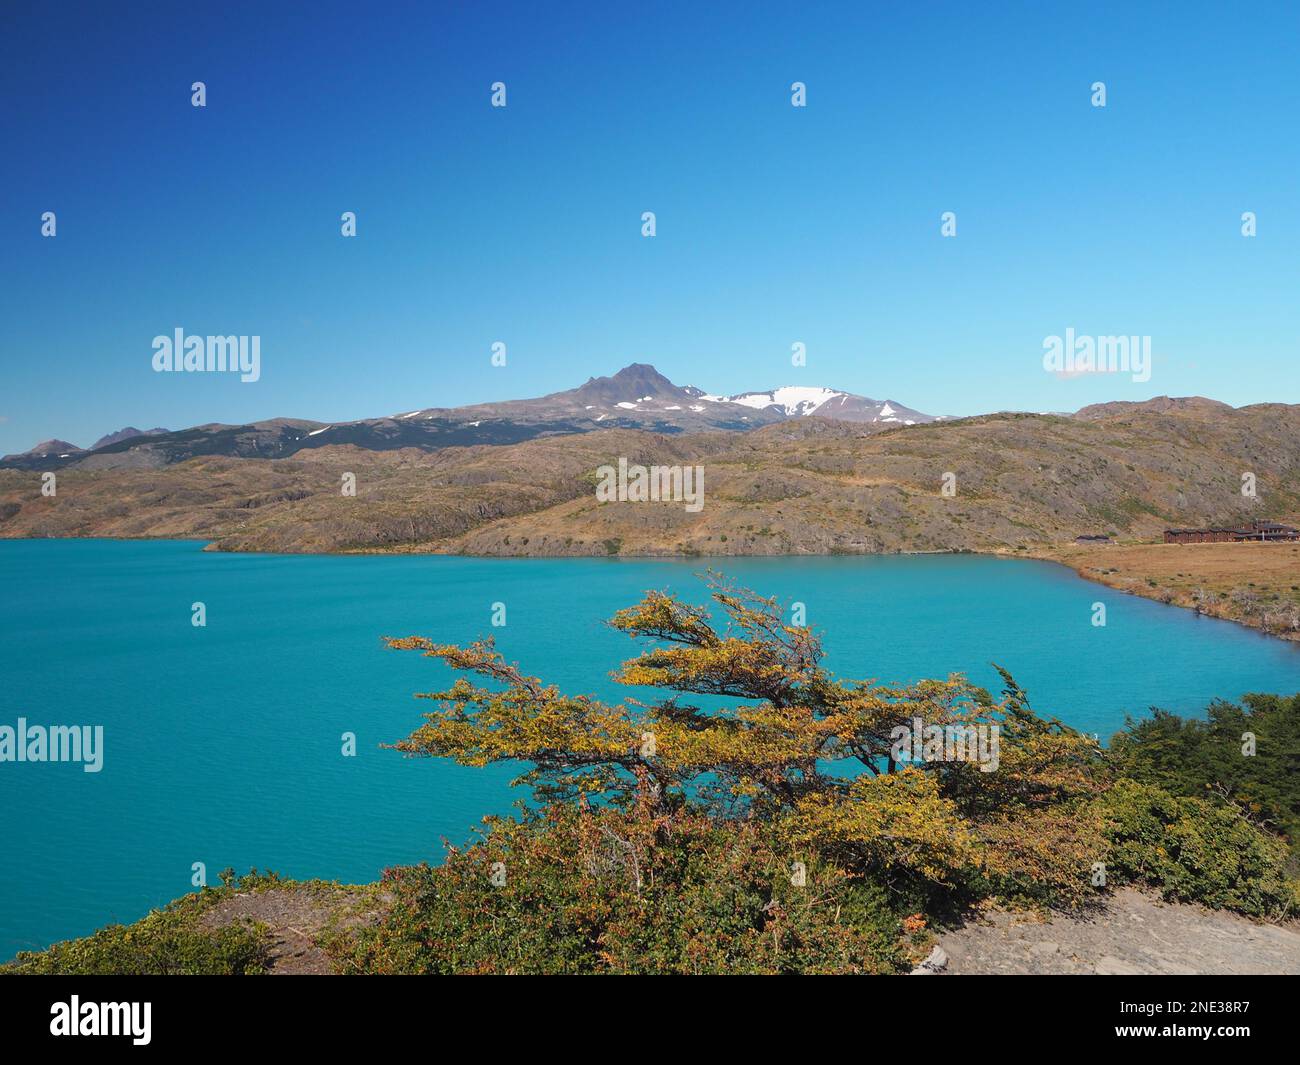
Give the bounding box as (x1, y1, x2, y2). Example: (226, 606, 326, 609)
(1, 401, 1297, 560)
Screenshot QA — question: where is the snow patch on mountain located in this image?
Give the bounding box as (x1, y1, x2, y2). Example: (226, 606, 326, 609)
(729, 386, 844, 416)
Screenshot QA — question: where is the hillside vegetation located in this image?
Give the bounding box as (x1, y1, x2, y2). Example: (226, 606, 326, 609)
(2, 402, 1297, 559)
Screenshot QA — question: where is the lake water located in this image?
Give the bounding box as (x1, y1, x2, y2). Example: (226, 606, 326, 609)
(2, 539, 1298, 957)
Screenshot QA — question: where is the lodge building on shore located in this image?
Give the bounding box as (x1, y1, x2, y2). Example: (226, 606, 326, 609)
(1163, 520, 1300, 545)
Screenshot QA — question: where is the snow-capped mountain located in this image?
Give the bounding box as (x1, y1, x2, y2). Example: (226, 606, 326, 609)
(706, 385, 939, 425)
(3, 364, 939, 470)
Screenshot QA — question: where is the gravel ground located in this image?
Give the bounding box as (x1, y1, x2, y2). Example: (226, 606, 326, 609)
(937, 888, 1300, 975)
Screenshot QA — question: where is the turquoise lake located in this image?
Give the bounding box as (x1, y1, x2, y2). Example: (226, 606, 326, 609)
(2, 538, 1298, 957)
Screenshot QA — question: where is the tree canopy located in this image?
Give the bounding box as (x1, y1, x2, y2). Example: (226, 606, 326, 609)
(386, 574, 1111, 905)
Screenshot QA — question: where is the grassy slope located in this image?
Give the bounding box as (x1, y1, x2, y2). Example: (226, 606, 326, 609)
(1042, 541, 1300, 642)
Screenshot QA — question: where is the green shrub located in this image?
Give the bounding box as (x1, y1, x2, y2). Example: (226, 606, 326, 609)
(1107, 694, 1300, 855)
(331, 806, 907, 975)
(4, 905, 271, 975)
(1099, 780, 1298, 919)
(3, 870, 282, 975)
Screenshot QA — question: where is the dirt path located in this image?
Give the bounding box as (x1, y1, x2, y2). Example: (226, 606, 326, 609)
(199, 885, 381, 975)
(938, 888, 1300, 975)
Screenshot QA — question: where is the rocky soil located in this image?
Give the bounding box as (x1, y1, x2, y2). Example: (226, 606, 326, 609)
(937, 888, 1300, 975)
(198, 884, 382, 975)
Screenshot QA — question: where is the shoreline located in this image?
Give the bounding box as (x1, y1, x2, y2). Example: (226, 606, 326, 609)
(6, 533, 1300, 646)
(1033, 540, 1300, 645)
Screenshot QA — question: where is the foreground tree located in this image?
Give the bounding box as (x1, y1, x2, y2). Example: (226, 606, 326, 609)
(386, 574, 1107, 905)
(11, 577, 1293, 976)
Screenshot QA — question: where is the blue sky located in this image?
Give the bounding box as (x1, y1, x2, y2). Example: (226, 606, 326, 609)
(2, 0, 1297, 454)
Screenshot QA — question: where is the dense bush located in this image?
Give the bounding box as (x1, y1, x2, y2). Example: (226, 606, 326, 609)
(1099, 779, 1298, 919)
(332, 805, 909, 975)
(4, 903, 271, 975)
(1107, 694, 1300, 856)
(363, 576, 1299, 972)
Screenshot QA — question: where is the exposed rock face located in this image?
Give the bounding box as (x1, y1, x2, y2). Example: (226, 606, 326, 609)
(909, 946, 949, 974)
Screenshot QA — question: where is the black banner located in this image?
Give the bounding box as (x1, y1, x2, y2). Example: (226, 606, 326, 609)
(1, 974, 1293, 1051)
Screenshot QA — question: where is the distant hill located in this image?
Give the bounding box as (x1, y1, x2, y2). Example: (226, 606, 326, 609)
(3, 398, 1297, 559)
(0, 364, 936, 471)
(90, 426, 170, 451)
(1073, 396, 1235, 420)
(5, 439, 85, 460)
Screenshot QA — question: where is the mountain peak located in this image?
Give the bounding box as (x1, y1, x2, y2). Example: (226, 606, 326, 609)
(577, 363, 684, 403)
(608, 362, 678, 390)
(91, 426, 171, 451)
(610, 361, 664, 378)
(24, 439, 84, 456)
